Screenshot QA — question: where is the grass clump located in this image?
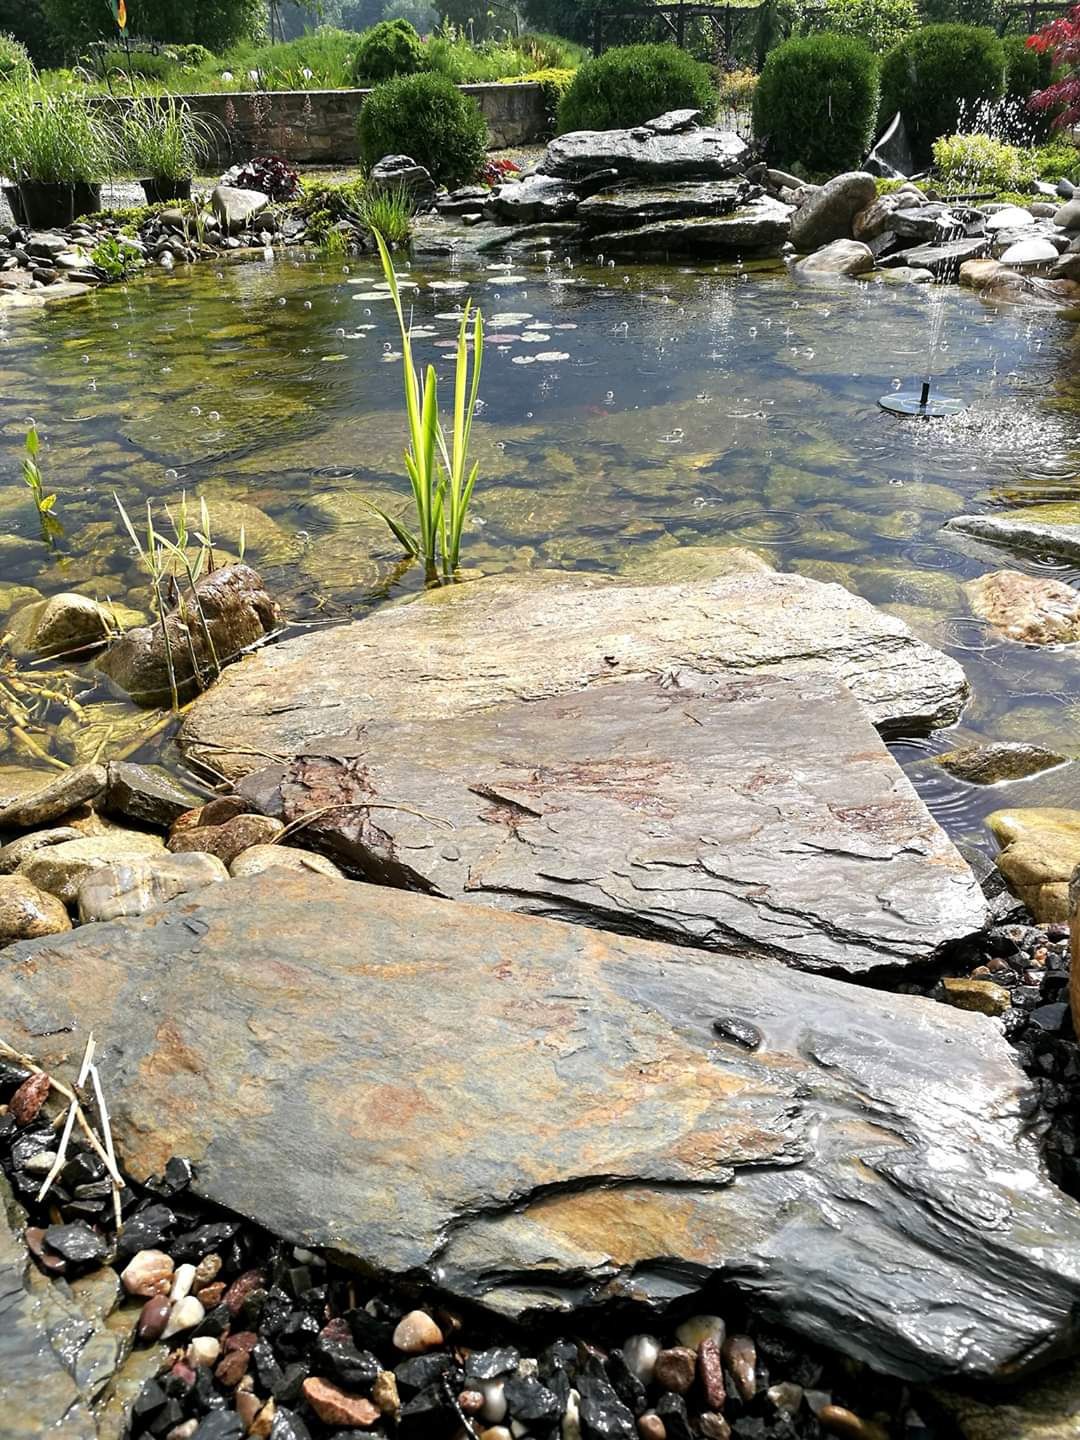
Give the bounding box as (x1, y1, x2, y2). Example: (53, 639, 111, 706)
(932, 130, 1038, 190)
(879, 23, 1005, 166)
(753, 33, 880, 173)
(119, 96, 214, 181)
(0, 32, 32, 85)
(556, 43, 715, 132)
(0, 88, 114, 182)
(358, 71, 487, 187)
(358, 182, 414, 246)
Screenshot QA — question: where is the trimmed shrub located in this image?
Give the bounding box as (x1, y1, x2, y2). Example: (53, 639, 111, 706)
(358, 71, 487, 186)
(753, 33, 880, 173)
(879, 24, 1005, 165)
(931, 130, 1038, 188)
(556, 43, 716, 133)
(0, 31, 31, 83)
(801, 0, 918, 53)
(352, 18, 424, 85)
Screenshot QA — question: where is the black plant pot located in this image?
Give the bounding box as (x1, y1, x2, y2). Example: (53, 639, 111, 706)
(141, 176, 192, 205)
(2, 183, 24, 225)
(17, 181, 101, 229)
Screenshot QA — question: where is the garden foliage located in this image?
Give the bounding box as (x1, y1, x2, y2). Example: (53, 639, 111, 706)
(1028, 1, 1080, 130)
(931, 129, 1039, 188)
(753, 33, 880, 173)
(358, 70, 487, 186)
(556, 43, 715, 133)
(879, 23, 1005, 164)
(352, 17, 424, 84)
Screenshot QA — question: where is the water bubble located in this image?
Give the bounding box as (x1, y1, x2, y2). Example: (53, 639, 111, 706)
(303, 300, 312, 310)
(81, 354, 89, 364)
(208, 411, 220, 421)
(190, 406, 201, 416)
(165, 468, 178, 480)
(277, 297, 286, 306)
(336, 327, 346, 337)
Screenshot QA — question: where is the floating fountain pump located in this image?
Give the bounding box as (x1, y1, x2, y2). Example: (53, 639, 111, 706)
(879, 376, 965, 417)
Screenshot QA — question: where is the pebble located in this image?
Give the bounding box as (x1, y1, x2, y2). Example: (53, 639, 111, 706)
(188, 1336, 221, 1367)
(43, 1220, 108, 1264)
(638, 1415, 666, 1440)
(459, 1390, 485, 1414)
(25, 1225, 66, 1275)
(162, 1295, 205, 1338)
(10, 1071, 50, 1125)
(819, 1403, 878, 1440)
(392, 1308, 444, 1353)
(479, 1378, 508, 1422)
(22, 1149, 57, 1175)
(768, 1381, 804, 1413)
(170, 1261, 197, 1301)
(222, 1268, 265, 1315)
(654, 1347, 696, 1394)
(674, 1315, 725, 1351)
(301, 1376, 380, 1428)
(722, 1334, 757, 1401)
(623, 1334, 661, 1383)
(481, 1430, 513, 1440)
(372, 1369, 400, 1416)
(215, 1347, 251, 1387)
(235, 1392, 261, 1431)
(138, 1294, 172, 1341)
(563, 1387, 583, 1440)
(165, 1423, 198, 1440)
(194, 1252, 222, 1285)
(121, 1248, 174, 1297)
(697, 1338, 726, 1410)
(699, 1416, 731, 1440)
(250, 1399, 276, 1439)
(197, 1281, 226, 1307)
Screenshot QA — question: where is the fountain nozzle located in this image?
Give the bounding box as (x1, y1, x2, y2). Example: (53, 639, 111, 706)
(879, 375, 965, 418)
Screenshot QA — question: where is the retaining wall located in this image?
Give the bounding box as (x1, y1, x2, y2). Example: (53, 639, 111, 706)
(174, 83, 549, 166)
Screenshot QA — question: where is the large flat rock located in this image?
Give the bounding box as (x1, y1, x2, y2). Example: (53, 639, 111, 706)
(5, 872, 1080, 1383)
(540, 121, 748, 181)
(946, 508, 1080, 565)
(238, 673, 987, 974)
(591, 198, 793, 257)
(179, 550, 970, 782)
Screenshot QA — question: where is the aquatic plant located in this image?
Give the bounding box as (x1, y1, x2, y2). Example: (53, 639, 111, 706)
(21, 422, 61, 543)
(115, 494, 180, 711)
(90, 234, 144, 278)
(358, 182, 414, 247)
(366, 230, 483, 584)
(119, 96, 214, 181)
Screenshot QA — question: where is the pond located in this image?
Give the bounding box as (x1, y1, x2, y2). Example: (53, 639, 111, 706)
(2, 248, 1078, 853)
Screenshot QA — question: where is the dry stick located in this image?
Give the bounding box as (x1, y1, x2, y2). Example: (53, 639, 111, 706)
(0, 1039, 124, 1190)
(36, 1034, 95, 1203)
(89, 1061, 123, 1234)
(275, 800, 456, 843)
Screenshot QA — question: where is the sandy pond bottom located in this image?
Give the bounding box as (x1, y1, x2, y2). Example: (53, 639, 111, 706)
(1, 249, 1078, 850)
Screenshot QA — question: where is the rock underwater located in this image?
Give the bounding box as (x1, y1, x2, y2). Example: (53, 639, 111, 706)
(4, 872, 1080, 1385)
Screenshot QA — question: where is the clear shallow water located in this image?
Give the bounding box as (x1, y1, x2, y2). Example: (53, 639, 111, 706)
(1, 249, 1078, 850)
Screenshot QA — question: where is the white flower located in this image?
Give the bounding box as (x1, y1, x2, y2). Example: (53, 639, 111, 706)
(301, 67, 313, 79)
(221, 70, 233, 81)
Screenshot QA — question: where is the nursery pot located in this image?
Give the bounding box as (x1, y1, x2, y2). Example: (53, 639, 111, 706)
(2, 183, 24, 225)
(17, 181, 101, 229)
(141, 176, 192, 205)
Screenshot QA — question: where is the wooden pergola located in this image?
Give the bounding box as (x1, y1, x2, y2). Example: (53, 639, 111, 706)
(591, 0, 763, 56)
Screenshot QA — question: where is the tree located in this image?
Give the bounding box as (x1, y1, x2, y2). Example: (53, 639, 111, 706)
(0, 0, 63, 65)
(1028, 1, 1080, 128)
(41, 0, 266, 57)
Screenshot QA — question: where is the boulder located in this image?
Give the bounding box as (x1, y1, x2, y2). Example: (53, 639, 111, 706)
(485, 173, 583, 224)
(591, 197, 793, 257)
(985, 205, 1035, 232)
(998, 237, 1060, 269)
(76, 852, 228, 925)
(946, 508, 1080, 566)
(1052, 251, 1080, 281)
(18, 831, 166, 905)
(0, 763, 106, 831)
(964, 570, 1080, 645)
(593, 197, 792, 256)
(789, 172, 877, 251)
(0, 828, 84, 874)
(228, 843, 344, 880)
(210, 185, 269, 232)
(3, 593, 140, 659)
(96, 563, 280, 705)
(792, 239, 874, 277)
(578, 179, 750, 228)
(235, 672, 986, 976)
(0, 874, 71, 945)
(852, 193, 903, 242)
(882, 237, 990, 277)
(987, 808, 1080, 921)
(889, 203, 969, 242)
(934, 742, 1068, 786)
(104, 761, 208, 830)
(368, 155, 436, 207)
(179, 551, 971, 783)
(539, 119, 748, 182)
(1055, 197, 1080, 230)
(5, 871, 1080, 1382)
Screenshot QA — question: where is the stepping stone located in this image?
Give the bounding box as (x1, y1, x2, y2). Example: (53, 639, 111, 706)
(5, 871, 1080, 1384)
(238, 673, 987, 975)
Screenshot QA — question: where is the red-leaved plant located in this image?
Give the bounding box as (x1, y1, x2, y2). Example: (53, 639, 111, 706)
(1028, 2, 1080, 129)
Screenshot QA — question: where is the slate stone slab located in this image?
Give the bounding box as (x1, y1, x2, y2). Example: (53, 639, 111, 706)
(540, 123, 748, 181)
(237, 674, 987, 975)
(589, 199, 793, 257)
(577, 180, 749, 228)
(179, 551, 970, 783)
(946, 509, 1080, 566)
(5, 872, 1080, 1383)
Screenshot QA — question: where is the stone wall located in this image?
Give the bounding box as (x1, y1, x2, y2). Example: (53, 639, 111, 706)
(174, 83, 549, 167)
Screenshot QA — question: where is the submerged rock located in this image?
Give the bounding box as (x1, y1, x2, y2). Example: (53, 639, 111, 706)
(934, 742, 1068, 785)
(237, 673, 986, 975)
(181, 552, 969, 781)
(965, 569, 1080, 645)
(96, 563, 280, 705)
(946, 508, 1080, 566)
(3, 592, 140, 660)
(5, 871, 1080, 1383)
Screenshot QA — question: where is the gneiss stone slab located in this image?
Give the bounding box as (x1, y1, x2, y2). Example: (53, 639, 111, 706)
(179, 551, 969, 783)
(5, 872, 1080, 1383)
(238, 674, 987, 975)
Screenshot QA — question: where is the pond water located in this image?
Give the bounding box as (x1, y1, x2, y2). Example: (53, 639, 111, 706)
(1, 248, 1078, 852)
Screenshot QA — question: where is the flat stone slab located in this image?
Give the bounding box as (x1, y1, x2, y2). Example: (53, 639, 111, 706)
(540, 122, 748, 182)
(6, 872, 1080, 1383)
(179, 551, 970, 782)
(946, 508, 1080, 565)
(593, 199, 793, 256)
(238, 673, 987, 974)
(578, 179, 748, 227)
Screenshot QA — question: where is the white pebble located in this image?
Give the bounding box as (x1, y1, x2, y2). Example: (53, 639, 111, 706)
(562, 1388, 582, 1440)
(165, 1423, 198, 1440)
(768, 1382, 804, 1414)
(170, 1262, 197, 1302)
(623, 1334, 661, 1383)
(22, 1150, 58, 1175)
(187, 1336, 221, 1367)
(480, 1378, 507, 1423)
(392, 1309, 443, 1353)
(675, 1315, 726, 1351)
(162, 1296, 205, 1338)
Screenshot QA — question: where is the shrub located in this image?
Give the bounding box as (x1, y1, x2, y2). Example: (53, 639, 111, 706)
(556, 43, 715, 132)
(753, 33, 880, 173)
(879, 24, 1005, 165)
(717, 65, 758, 110)
(801, 0, 918, 53)
(931, 129, 1038, 189)
(352, 17, 424, 84)
(358, 71, 487, 186)
(916, 0, 1003, 22)
(0, 31, 32, 83)
(1035, 133, 1080, 181)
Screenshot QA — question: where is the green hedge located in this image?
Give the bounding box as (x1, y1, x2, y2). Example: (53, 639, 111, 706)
(556, 43, 716, 132)
(0, 31, 31, 83)
(753, 33, 880, 173)
(879, 23, 1005, 166)
(352, 17, 424, 85)
(358, 71, 488, 187)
